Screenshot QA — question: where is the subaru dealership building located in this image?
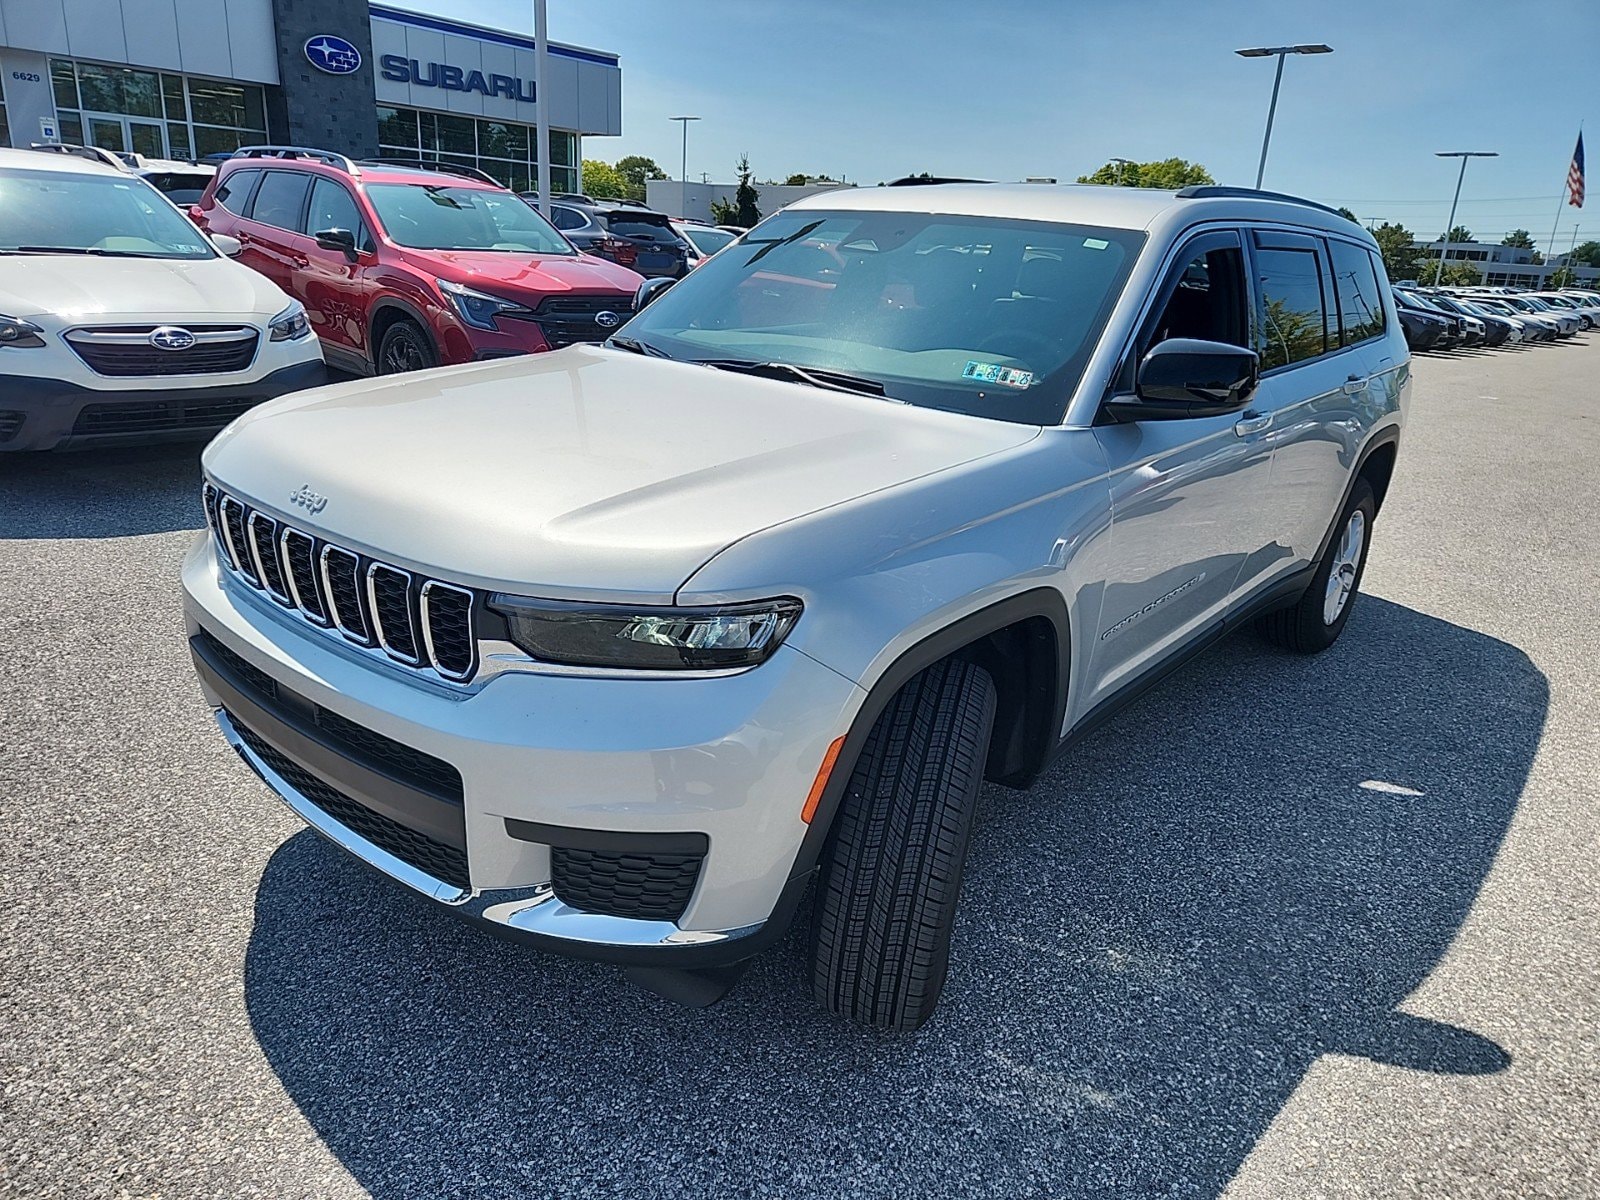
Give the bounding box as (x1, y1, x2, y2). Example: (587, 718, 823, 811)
(0, 0, 621, 193)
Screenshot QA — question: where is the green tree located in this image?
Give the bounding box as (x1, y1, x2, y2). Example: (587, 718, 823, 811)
(1443, 225, 1473, 244)
(784, 172, 809, 186)
(1075, 157, 1214, 189)
(614, 155, 667, 203)
(1569, 240, 1600, 267)
(1336, 206, 1359, 224)
(581, 159, 626, 199)
(1548, 266, 1578, 289)
(1372, 221, 1424, 282)
(1428, 260, 1484, 287)
(709, 196, 739, 225)
(1501, 228, 1535, 248)
(733, 154, 761, 226)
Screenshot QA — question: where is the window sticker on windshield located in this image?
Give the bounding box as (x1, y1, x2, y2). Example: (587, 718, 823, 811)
(1084, 237, 1110, 250)
(963, 360, 1035, 389)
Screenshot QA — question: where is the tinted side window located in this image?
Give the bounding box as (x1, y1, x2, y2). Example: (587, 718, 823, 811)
(1253, 233, 1329, 369)
(248, 171, 311, 232)
(215, 168, 260, 215)
(308, 178, 362, 237)
(1328, 238, 1387, 346)
(550, 205, 586, 230)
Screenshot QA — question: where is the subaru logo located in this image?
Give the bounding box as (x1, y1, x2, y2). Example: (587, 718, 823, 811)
(149, 326, 196, 351)
(304, 35, 362, 76)
(594, 311, 622, 329)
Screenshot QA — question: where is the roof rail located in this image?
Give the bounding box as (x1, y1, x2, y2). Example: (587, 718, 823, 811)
(1174, 185, 1347, 220)
(886, 176, 992, 187)
(553, 192, 596, 203)
(28, 142, 129, 171)
(357, 157, 501, 186)
(231, 145, 361, 175)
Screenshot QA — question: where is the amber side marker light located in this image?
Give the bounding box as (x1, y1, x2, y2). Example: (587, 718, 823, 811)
(801, 736, 847, 824)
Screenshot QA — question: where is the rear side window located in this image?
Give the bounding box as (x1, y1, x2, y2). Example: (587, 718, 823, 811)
(1328, 239, 1387, 346)
(1253, 231, 1329, 369)
(214, 168, 260, 215)
(550, 205, 587, 230)
(248, 171, 311, 232)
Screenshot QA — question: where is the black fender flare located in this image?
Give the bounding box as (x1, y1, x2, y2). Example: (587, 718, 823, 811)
(368, 296, 439, 363)
(1315, 424, 1402, 566)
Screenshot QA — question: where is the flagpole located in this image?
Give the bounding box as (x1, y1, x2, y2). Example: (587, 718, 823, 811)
(1549, 125, 1582, 262)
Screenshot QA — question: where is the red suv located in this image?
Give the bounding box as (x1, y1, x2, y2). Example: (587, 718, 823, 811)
(191, 148, 644, 375)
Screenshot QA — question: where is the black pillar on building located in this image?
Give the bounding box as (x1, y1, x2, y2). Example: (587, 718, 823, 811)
(267, 0, 379, 156)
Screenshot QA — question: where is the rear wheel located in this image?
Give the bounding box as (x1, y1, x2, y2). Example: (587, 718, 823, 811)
(377, 319, 437, 375)
(1259, 478, 1376, 653)
(810, 658, 996, 1032)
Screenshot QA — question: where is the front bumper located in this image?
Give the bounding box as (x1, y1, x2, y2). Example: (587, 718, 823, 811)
(0, 359, 327, 452)
(182, 536, 865, 965)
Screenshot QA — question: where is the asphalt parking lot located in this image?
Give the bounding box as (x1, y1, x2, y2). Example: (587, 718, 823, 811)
(2, 338, 1597, 1199)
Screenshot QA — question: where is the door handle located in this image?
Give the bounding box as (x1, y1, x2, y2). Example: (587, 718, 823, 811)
(1343, 374, 1369, 394)
(1233, 411, 1272, 437)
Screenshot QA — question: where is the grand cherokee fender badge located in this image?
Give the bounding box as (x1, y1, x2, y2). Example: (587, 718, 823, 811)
(1101, 573, 1206, 641)
(289, 484, 328, 515)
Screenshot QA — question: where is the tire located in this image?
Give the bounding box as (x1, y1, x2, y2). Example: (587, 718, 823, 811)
(376, 319, 437, 375)
(1259, 477, 1376, 653)
(810, 657, 997, 1032)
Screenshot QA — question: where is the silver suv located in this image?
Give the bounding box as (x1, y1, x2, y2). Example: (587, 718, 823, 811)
(184, 183, 1407, 1030)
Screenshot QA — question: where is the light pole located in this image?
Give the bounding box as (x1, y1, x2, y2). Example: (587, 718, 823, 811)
(1109, 157, 1135, 186)
(669, 115, 700, 218)
(1433, 151, 1497, 286)
(1235, 44, 1332, 189)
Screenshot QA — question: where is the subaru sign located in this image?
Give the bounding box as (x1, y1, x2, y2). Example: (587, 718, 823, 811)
(379, 55, 536, 104)
(305, 35, 363, 76)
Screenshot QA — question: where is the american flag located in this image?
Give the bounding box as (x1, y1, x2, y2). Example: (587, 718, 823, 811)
(1569, 132, 1585, 208)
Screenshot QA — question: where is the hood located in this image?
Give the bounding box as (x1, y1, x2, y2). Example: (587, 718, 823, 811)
(204, 346, 1040, 602)
(0, 253, 291, 322)
(419, 250, 642, 301)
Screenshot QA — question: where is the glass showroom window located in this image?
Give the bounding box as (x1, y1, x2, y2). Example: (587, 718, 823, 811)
(49, 59, 265, 160)
(0, 90, 9, 149)
(375, 105, 579, 193)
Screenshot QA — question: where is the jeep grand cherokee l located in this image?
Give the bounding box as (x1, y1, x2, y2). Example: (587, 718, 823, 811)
(192, 148, 643, 376)
(184, 183, 1407, 1031)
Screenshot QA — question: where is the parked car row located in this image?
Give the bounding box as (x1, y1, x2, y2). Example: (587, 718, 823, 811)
(1394, 283, 1597, 352)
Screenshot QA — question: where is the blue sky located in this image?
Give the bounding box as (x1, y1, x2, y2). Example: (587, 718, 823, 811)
(413, 0, 1593, 250)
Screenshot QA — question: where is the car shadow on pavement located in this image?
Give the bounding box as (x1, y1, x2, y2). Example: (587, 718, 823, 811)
(0, 442, 204, 539)
(243, 596, 1545, 1198)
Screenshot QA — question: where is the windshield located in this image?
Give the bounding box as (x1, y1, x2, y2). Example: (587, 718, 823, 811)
(0, 169, 213, 258)
(620, 209, 1144, 424)
(365, 184, 575, 254)
(681, 226, 737, 257)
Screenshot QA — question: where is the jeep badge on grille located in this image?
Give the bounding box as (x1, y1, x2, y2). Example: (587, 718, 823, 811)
(289, 484, 328, 515)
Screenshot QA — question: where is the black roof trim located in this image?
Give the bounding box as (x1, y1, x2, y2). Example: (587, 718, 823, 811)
(886, 176, 992, 187)
(1175, 185, 1348, 220)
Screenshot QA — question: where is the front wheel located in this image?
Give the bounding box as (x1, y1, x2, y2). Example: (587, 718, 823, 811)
(1259, 478, 1376, 653)
(376, 319, 437, 375)
(810, 658, 996, 1032)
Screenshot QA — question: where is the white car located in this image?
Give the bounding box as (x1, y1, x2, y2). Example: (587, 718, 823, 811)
(0, 147, 325, 452)
(1527, 291, 1599, 330)
(670, 220, 738, 269)
(29, 142, 217, 207)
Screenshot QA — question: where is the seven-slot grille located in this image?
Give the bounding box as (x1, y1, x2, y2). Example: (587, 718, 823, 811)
(65, 326, 259, 377)
(204, 484, 478, 682)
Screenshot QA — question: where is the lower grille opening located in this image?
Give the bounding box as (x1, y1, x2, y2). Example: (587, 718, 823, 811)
(0, 411, 23, 443)
(551, 847, 704, 922)
(231, 714, 471, 891)
(71, 396, 262, 436)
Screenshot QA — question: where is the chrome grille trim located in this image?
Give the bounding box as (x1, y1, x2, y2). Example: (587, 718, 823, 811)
(65, 327, 254, 346)
(367, 563, 422, 666)
(420, 581, 477, 682)
(247, 511, 293, 604)
(208, 484, 477, 684)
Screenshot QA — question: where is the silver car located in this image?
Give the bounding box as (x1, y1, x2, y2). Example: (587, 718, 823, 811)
(184, 183, 1409, 1030)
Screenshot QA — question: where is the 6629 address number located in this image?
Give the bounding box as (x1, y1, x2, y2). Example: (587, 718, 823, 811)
(11, 71, 42, 83)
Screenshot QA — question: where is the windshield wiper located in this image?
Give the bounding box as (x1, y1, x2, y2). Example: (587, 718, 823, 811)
(608, 335, 671, 358)
(12, 245, 173, 258)
(696, 358, 890, 398)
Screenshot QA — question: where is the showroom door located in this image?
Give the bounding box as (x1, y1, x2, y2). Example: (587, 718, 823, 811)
(83, 115, 166, 158)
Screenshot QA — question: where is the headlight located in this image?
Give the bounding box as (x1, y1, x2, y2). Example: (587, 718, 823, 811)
(489, 595, 803, 670)
(438, 279, 531, 331)
(0, 316, 46, 348)
(268, 302, 310, 341)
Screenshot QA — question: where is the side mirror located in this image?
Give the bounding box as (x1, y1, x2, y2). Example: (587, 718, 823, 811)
(315, 227, 359, 258)
(635, 276, 676, 311)
(1109, 338, 1260, 420)
(211, 233, 242, 258)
